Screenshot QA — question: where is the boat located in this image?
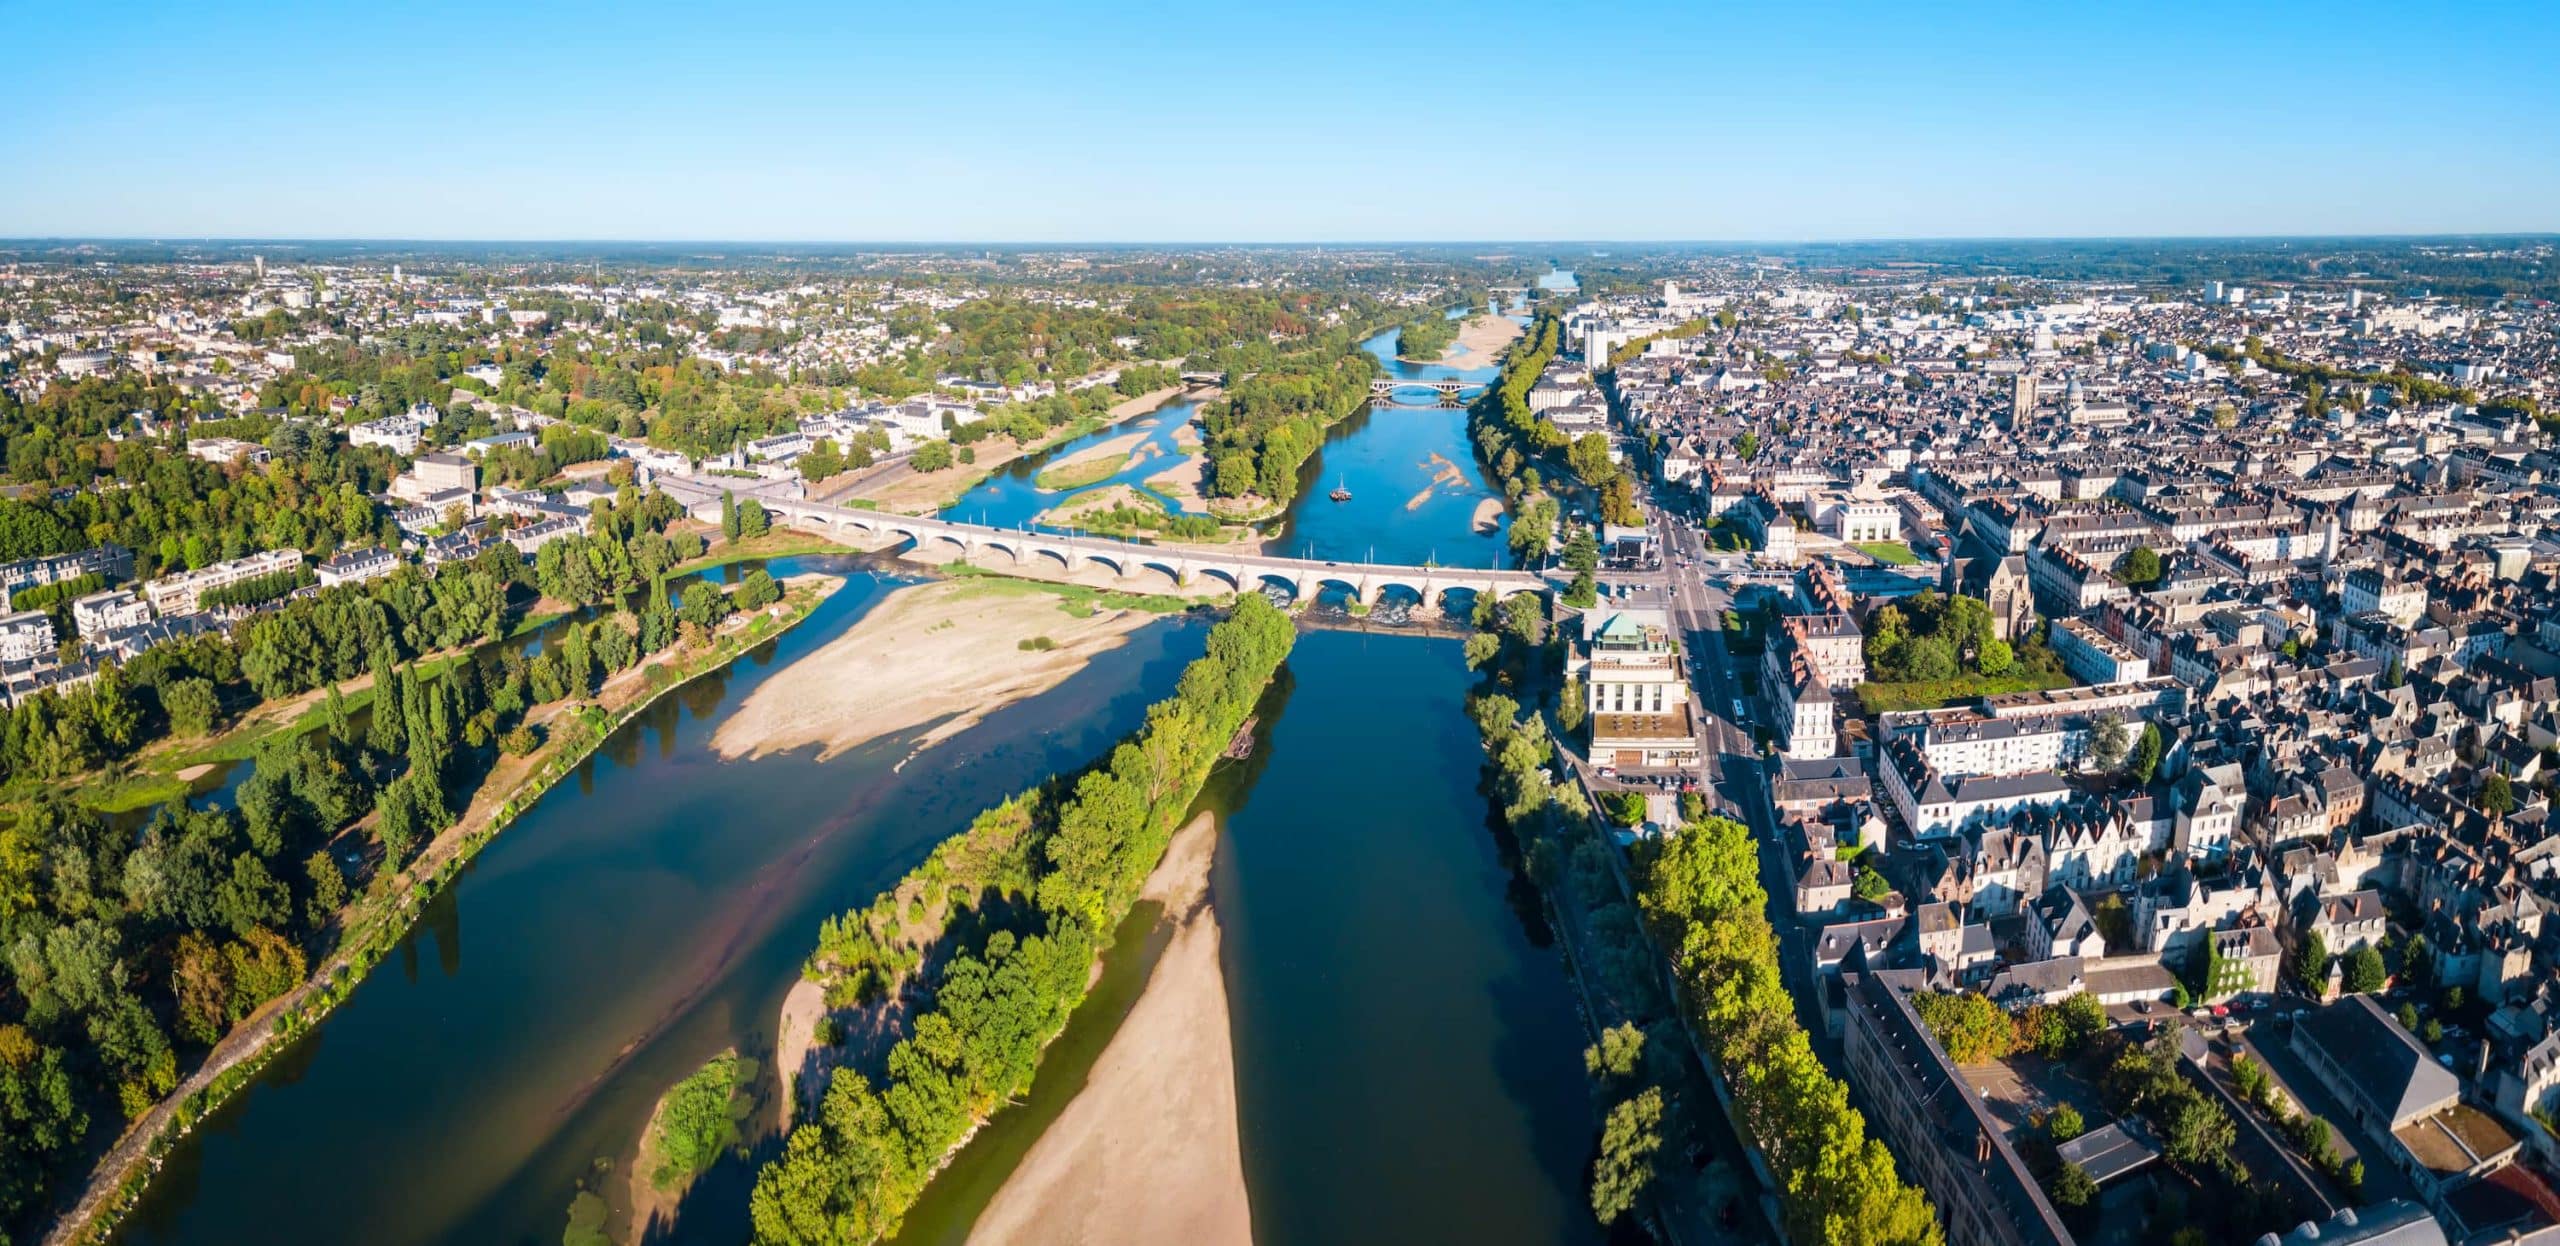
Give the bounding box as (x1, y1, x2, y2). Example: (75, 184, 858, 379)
(1329, 476, 1352, 503)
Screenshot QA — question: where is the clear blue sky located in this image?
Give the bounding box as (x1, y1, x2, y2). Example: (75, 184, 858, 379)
(7, 0, 2555, 242)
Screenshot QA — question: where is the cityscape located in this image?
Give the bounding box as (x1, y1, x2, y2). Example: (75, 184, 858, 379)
(5, 5, 2560, 1246)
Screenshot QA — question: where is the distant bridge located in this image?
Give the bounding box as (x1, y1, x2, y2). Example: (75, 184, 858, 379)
(1368, 376, 1479, 407)
(761, 497, 1550, 611)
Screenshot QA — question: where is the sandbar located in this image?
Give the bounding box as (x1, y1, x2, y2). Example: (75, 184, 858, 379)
(1432, 313, 1527, 371)
(710, 578, 1157, 763)
(966, 812, 1247, 1246)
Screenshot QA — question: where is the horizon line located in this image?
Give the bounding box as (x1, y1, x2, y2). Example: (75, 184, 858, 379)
(4, 231, 2558, 250)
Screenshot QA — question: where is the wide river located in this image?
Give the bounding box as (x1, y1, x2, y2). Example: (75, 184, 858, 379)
(115, 323, 1602, 1246)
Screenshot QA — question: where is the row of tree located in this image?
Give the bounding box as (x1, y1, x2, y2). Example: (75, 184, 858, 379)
(748, 595, 1296, 1244)
(1633, 817, 1941, 1244)
(1468, 314, 1570, 566)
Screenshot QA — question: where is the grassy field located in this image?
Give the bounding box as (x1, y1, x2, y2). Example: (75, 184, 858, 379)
(942, 564, 1201, 615)
(1856, 541, 1921, 565)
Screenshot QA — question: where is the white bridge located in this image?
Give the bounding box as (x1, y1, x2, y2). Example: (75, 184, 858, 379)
(763, 497, 1551, 612)
(1368, 376, 1479, 406)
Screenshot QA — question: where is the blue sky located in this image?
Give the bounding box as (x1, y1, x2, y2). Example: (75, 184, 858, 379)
(6, 0, 2555, 241)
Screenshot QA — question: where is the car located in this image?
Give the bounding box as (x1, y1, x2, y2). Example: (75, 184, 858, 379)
(2133, 1000, 2152, 1014)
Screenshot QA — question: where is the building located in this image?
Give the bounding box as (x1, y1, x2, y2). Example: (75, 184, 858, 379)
(2255, 1200, 2447, 1246)
(70, 589, 151, 634)
(391, 452, 477, 504)
(348, 415, 424, 455)
(1572, 607, 1698, 771)
(2050, 617, 2151, 686)
(2291, 996, 2523, 1208)
(0, 544, 134, 610)
(1840, 973, 2075, 1246)
(316, 548, 399, 587)
(0, 609, 56, 662)
(142, 549, 304, 616)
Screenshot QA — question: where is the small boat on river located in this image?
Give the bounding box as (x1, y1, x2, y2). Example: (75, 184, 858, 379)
(1328, 476, 1352, 503)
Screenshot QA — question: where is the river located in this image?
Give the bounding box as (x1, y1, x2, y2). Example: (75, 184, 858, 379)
(113, 320, 1605, 1246)
(113, 558, 1213, 1246)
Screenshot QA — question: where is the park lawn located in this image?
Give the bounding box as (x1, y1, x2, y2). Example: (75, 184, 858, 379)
(1856, 541, 1921, 566)
(1854, 670, 2074, 715)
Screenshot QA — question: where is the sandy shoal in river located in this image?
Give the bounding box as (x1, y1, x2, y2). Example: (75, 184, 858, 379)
(1035, 430, 1151, 487)
(709, 578, 1156, 763)
(966, 811, 1248, 1246)
(1432, 313, 1527, 371)
(1144, 453, 1208, 509)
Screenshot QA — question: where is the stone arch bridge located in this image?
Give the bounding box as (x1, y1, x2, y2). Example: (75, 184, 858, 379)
(762, 498, 1551, 613)
(1369, 377, 1478, 406)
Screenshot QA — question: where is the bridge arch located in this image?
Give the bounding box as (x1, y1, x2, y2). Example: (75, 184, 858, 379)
(1308, 577, 1364, 607)
(1190, 565, 1245, 592)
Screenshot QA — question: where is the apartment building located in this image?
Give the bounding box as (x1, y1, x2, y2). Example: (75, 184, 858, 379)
(143, 549, 305, 616)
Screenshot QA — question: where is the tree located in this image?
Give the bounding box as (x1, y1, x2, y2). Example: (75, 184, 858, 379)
(736, 569, 782, 610)
(304, 849, 347, 928)
(1912, 991, 2018, 1064)
(1852, 859, 1890, 902)
(2130, 722, 2164, 785)
(2342, 943, 2386, 995)
(1585, 1022, 1645, 1082)
(910, 440, 955, 473)
(719, 491, 740, 542)
(1896, 635, 1957, 682)
(163, 677, 221, 737)
(2482, 773, 2517, 817)
(2297, 930, 2329, 993)
(1558, 676, 1587, 734)
(2383, 656, 2404, 689)
(2047, 1161, 2097, 1211)
(1976, 637, 2014, 676)
(1589, 1087, 1663, 1226)
(2163, 1096, 2236, 1170)
(1462, 632, 1500, 671)
(2048, 1103, 2087, 1144)
(2119, 545, 2162, 587)
(1736, 430, 1760, 461)
(2091, 714, 2130, 772)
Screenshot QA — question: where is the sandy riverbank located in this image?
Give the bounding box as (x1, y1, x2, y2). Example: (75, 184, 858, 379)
(1472, 498, 1505, 534)
(966, 811, 1248, 1246)
(1419, 313, 1526, 371)
(1145, 453, 1208, 510)
(709, 578, 1159, 763)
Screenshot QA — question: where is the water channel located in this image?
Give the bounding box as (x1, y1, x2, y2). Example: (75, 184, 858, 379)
(115, 321, 1609, 1246)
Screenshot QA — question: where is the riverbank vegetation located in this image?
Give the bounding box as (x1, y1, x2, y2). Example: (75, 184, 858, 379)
(0, 487, 808, 1242)
(1199, 349, 1379, 507)
(747, 595, 1294, 1245)
(1467, 314, 1570, 563)
(1461, 600, 1758, 1235)
(1394, 315, 1458, 362)
(649, 1050, 749, 1191)
(1037, 486, 1226, 543)
(1634, 817, 1940, 1244)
